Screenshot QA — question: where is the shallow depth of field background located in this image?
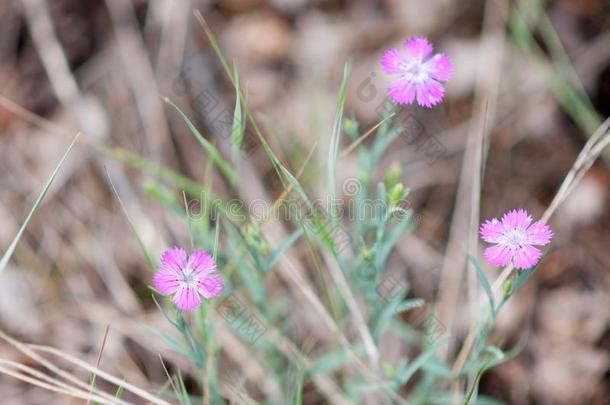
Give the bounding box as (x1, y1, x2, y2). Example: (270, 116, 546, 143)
(1, 0, 609, 403)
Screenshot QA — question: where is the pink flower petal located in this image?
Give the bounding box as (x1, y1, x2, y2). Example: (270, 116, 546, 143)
(152, 267, 181, 295)
(501, 209, 532, 230)
(416, 80, 445, 108)
(199, 273, 224, 299)
(426, 53, 453, 81)
(160, 246, 187, 272)
(480, 218, 504, 243)
(526, 221, 553, 246)
(380, 48, 406, 75)
(484, 244, 513, 267)
(173, 286, 201, 311)
(188, 249, 216, 276)
(388, 79, 416, 105)
(513, 245, 541, 270)
(404, 37, 433, 61)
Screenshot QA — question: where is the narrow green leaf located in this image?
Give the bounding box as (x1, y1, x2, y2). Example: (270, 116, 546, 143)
(231, 65, 245, 157)
(266, 228, 303, 270)
(194, 12, 234, 83)
(213, 216, 221, 259)
(396, 337, 448, 385)
(176, 370, 192, 405)
(463, 346, 510, 405)
(497, 253, 548, 312)
(165, 98, 237, 187)
(373, 286, 410, 339)
(309, 345, 365, 376)
(147, 328, 190, 357)
(468, 254, 495, 318)
(114, 385, 124, 399)
(327, 63, 351, 224)
(348, 380, 394, 396)
(422, 357, 453, 378)
(106, 167, 155, 271)
(509, 4, 601, 138)
(111, 147, 202, 196)
(276, 166, 343, 254)
(182, 191, 195, 249)
(289, 366, 305, 405)
(144, 181, 183, 216)
(1, 134, 79, 274)
(150, 294, 179, 328)
(395, 298, 425, 313)
(294, 380, 303, 405)
(374, 210, 416, 271)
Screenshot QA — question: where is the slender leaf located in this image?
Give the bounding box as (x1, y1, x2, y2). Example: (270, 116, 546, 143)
(231, 65, 245, 157)
(1, 134, 79, 274)
(468, 254, 495, 318)
(310, 345, 365, 376)
(165, 98, 237, 186)
(106, 167, 155, 271)
(327, 63, 350, 224)
(266, 228, 303, 270)
(396, 337, 448, 385)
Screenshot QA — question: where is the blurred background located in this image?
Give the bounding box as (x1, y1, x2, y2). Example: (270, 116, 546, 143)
(1, 0, 609, 403)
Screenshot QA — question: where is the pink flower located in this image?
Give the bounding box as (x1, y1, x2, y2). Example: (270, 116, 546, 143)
(380, 37, 453, 108)
(153, 247, 224, 311)
(480, 209, 553, 270)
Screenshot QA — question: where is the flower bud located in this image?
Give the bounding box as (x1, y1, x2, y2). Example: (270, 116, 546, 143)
(389, 183, 408, 207)
(343, 118, 359, 137)
(362, 248, 375, 262)
(384, 162, 402, 190)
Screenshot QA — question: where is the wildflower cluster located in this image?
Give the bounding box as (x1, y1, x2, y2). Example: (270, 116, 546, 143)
(147, 35, 557, 405)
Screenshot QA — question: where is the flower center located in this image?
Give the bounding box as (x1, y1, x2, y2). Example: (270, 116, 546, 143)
(179, 270, 199, 287)
(500, 228, 527, 247)
(402, 61, 430, 84)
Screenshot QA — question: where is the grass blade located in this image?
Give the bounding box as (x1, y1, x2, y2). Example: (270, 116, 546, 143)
(266, 228, 303, 270)
(231, 65, 245, 158)
(164, 98, 237, 187)
(327, 63, 350, 224)
(467, 254, 495, 318)
(105, 167, 156, 271)
(0, 133, 79, 274)
(396, 337, 448, 385)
